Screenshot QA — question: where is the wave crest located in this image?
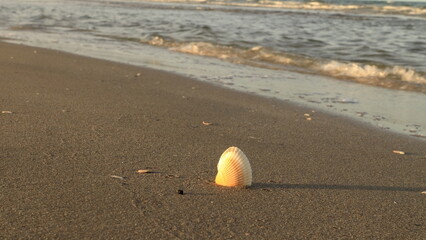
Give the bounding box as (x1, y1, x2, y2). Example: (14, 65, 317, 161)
(140, 36, 426, 93)
(320, 61, 426, 85)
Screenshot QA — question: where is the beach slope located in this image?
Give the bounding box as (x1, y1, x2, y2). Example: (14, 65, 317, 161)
(1, 42, 425, 239)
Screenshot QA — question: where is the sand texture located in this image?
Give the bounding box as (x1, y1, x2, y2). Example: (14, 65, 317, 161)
(1, 42, 425, 239)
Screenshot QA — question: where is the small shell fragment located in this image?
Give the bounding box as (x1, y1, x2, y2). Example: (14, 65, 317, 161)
(306, 117, 312, 121)
(202, 121, 213, 126)
(304, 113, 310, 117)
(1, 111, 12, 114)
(137, 169, 152, 174)
(421, 191, 426, 194)
(110, 175, 125, 180)
(392, 150, 405, 155)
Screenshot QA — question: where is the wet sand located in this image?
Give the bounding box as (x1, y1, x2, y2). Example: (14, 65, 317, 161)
(1, 41, 425, 239)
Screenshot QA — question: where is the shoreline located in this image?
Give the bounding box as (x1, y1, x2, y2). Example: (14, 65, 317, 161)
(3, 35, 425, 140)
(1, 0, 426, 140)
(1, 41, 425, 239)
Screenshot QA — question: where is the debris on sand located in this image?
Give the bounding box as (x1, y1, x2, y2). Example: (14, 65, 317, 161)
(202, 121, 213, 126)
(110, 175, 125, 180)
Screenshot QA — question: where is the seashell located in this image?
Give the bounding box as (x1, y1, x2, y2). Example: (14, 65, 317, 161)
(215, 146, 252, 187)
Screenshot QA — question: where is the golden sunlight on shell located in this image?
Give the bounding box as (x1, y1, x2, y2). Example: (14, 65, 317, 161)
(215, 146, 252, 187)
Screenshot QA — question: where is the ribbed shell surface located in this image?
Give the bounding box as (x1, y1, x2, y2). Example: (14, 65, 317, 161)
(215, 146, 252, 187)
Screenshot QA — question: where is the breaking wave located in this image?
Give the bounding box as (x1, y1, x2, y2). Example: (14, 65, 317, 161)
(319, 61, 426, 91)
(141, 35, 426, 93)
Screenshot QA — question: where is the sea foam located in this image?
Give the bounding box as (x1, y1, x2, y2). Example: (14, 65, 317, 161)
(141, 35, 426, 92)
(320, 61, 426, 85)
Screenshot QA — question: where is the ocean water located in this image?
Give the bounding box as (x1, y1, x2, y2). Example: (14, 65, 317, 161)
(0, 0, 425, 139)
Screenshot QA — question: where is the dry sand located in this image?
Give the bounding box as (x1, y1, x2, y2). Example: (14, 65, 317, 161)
(1, 41, 425, 239)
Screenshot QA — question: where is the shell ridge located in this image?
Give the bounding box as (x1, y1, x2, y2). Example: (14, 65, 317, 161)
(215, 146, 252, 187)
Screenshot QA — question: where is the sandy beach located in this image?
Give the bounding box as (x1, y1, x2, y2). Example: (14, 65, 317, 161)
(1, 41, 425, 239)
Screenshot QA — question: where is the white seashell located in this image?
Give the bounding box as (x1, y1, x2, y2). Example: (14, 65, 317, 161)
(215, 146, 252, 187)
